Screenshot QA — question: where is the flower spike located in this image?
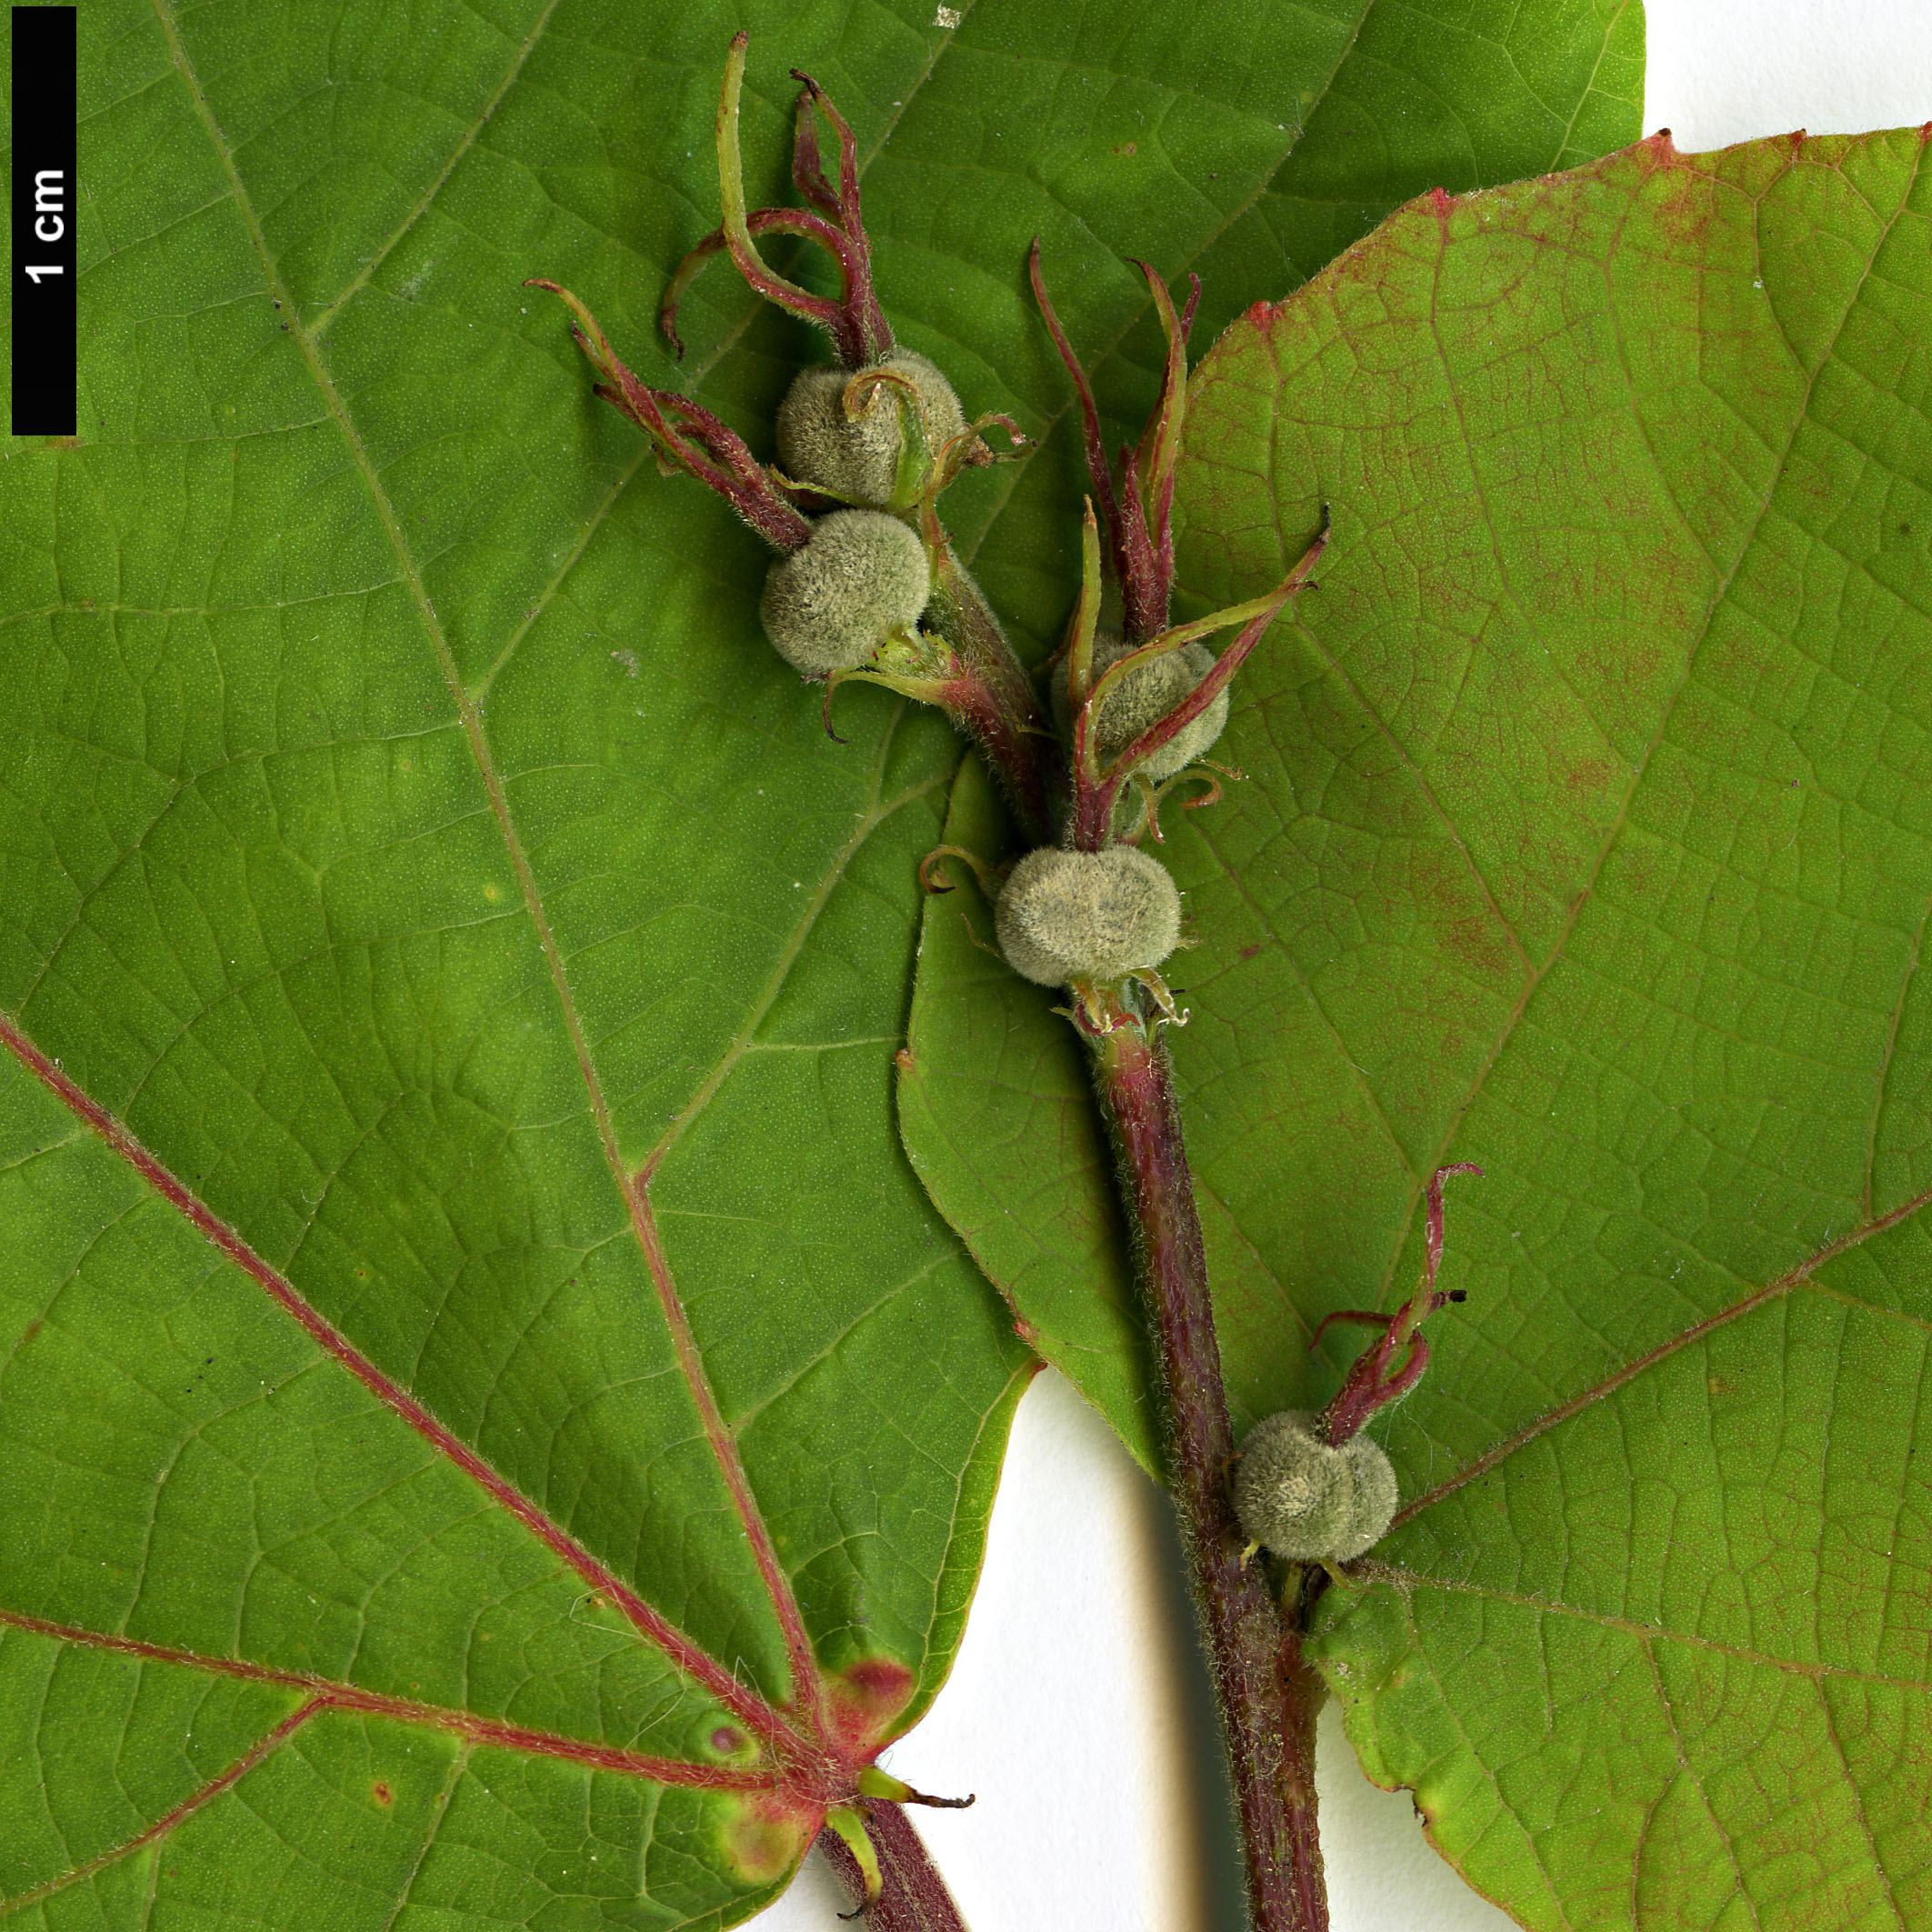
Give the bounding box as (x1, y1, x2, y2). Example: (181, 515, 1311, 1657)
(1028, 243, 1141, 616)
(788, 67, 871, 267)
(661, 34, 893, 368)
(1063, 501, 1106, 787)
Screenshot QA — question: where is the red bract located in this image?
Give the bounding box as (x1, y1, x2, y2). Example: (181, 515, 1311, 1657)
(1313, 1164, 1485, 1446)
(1059, 501, 1329, 853)
(524, 277, 812, 553)
(1029, 243, 1196, 645)
(660, 34, 892, 369)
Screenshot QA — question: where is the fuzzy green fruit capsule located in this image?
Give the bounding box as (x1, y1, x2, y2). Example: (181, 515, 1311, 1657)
(1054, 629, 1229, 779)
(776, 349, 968, 506)
(1231, 1411, 1397, 1564)
(760, 509, 931, 676)
(994, 844, 1181, 986)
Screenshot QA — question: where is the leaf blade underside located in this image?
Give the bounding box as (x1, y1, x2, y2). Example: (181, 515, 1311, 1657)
(902, 125, 1932, 1928)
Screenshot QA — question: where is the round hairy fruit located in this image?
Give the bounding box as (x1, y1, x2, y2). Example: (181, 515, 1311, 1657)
(1231, 1411, 1397, 1564)
(760, 509, 931, 676)
(994, 844, 1181, 986)
(776, 348, 968, 506)
(1052, 629, 1229, 780)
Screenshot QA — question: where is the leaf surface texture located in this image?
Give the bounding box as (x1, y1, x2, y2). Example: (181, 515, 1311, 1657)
(902, 126, 1932, 1928)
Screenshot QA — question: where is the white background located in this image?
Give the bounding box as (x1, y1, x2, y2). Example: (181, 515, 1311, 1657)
(764, 5, 1932, 1927)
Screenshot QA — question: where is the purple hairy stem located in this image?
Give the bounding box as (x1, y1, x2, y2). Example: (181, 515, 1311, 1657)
(819, 1803, 971, 1932)
(1079, 986, 1329, 1932)
(852, 548, 1060, 847)
(922, 555, 1064, 850)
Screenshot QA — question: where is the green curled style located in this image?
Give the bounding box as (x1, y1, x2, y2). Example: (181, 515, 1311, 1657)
(993, 844, 1181, 987)
(1230, 1411, 1397, 1564)
(1053, 627, 1230, 779)
(760, 508, 931, 676)
(776, 349, 969, 506)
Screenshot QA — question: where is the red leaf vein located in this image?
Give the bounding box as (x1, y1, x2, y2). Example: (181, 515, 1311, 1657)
(0, 1013, 800, 1762)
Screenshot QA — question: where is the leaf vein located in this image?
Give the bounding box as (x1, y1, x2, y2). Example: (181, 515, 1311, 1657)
(1365, 140, 1923, 1312)
(0, 1605, 782, 1792)
(0, 1696, 323, 1916)
(307, 0, 568, 339)
(375, 1739, 475, 1932)
(145, 0, 832, 1734)
(1359, 1567, 1932, 1697)
(0, 1012, 800, 1754)
(1393, 1176, 1932, 1524)
(641, 712, 946, 1176)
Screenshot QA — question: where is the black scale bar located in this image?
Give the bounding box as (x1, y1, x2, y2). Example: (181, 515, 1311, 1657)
(12, 6, 78, 436)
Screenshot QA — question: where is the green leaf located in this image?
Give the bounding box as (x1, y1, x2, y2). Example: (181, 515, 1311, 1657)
(3, 0, 1642, 1917)
(902, 126, 1932, 1925)
(892, 0, 1648, 1475)
(898, 0, 1648, 662)
(1186, 0, 1645, 335)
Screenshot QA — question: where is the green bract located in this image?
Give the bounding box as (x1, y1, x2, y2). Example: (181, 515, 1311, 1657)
(994, 845, 1181, 987)
(760, 508, 931, 675)
(1231, 1412, 1397, 1563)
(1055, 629, 1228, 778)
(776, 350, 968, 506)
